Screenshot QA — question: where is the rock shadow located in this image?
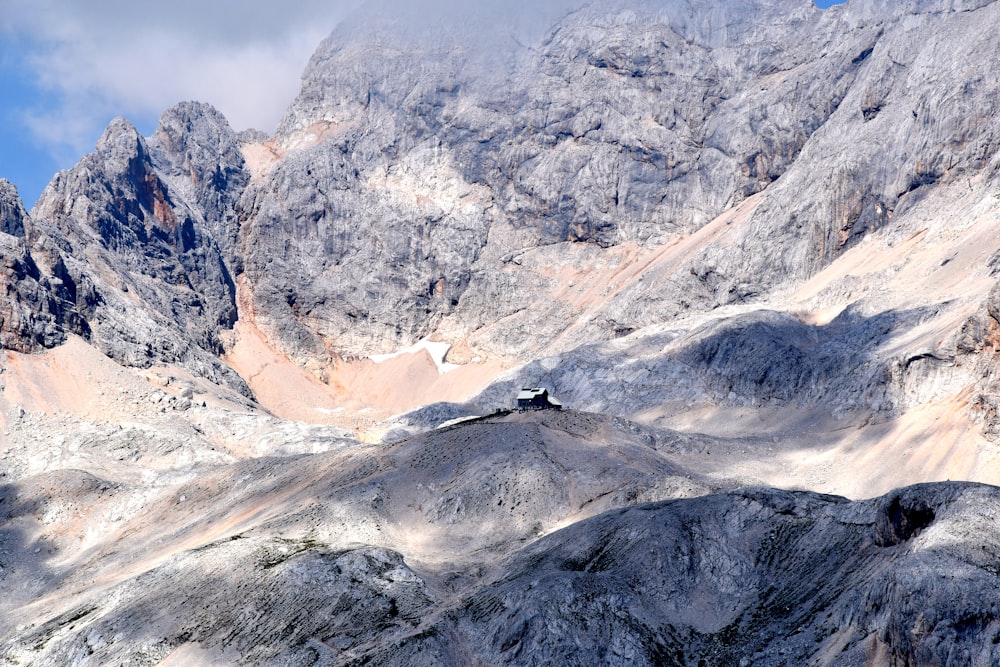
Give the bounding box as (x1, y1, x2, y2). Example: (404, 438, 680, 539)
(477, 302, 944, 433)
(0, 481, 72, 634)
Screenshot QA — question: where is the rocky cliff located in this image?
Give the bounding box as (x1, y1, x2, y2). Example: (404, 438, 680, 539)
(2, 0, 1000, 664)
(9, 0, 1000, 428)
(236, 0, 1000, 366)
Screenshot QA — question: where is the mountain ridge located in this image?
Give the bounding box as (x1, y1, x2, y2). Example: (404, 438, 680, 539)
(2, 0, 1000, 663)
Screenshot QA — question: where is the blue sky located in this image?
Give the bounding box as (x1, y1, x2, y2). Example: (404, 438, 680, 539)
(0, 34, 65, 209)
(0, 0, 847, 209)
(0, 0, 361, 208)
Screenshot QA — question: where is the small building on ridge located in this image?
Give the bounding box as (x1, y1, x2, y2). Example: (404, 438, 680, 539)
(516, 387, 563, 411)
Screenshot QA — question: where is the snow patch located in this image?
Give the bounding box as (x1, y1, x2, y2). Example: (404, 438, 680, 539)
(369, 339, 459, 374)
(436, 415, 481, 429)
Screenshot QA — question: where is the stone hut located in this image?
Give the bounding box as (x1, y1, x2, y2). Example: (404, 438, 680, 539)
(516, 387, 563, 410)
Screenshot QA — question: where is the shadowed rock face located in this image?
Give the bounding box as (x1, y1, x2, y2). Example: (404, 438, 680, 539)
(0, 180, 91, 352)
(875, 491, 937, 547)
(0, 234, 89, 353)
(0, 180, 27, 238)
(0, 182, 84, 351)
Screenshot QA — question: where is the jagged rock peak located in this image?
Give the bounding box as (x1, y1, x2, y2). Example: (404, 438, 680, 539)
(148, 101, 249, 262)
(150, 101, 241, 168)
(96, 116, 144, 154)
(236, 128, 270, 145)
(0, 179, 27, 237)
(26, 108, 246, 392)
(84, 116, 162, 194)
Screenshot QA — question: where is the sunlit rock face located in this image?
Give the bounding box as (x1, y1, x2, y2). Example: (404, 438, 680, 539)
(16, 0, 1000, 431)
(241, 0, 867, 359)
(4, 1, 1000, 664)
(232, 0, 1000, 438)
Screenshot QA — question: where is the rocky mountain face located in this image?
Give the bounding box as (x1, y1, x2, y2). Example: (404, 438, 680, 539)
(11, 0, 992, 434)
(0, 180, 88, 353)
(2, 0, 1000, 664)
(246, 0, 1000, 365)
(19, 107, 248, 393)
(2, 409, 998, 666)
(5, 0, 1000, 427)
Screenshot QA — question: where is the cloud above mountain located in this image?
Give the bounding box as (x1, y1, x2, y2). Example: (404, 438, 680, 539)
(0, 0, 362, 158)
(0, 0, 838, 199)
(0, 0, 590, 202)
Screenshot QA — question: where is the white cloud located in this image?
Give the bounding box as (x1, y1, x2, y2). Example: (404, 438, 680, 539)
(3, 0, 362, 159)
(1, 0, 589, 167)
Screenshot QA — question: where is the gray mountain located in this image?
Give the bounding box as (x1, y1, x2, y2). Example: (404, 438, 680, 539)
(236, 0, 1000, 362)
(1, 413, 997, 666)
(0, 180, 27, 238)
(12, 0, 1000, 426)
(29, 111, 250, 392)
(2, 0, 1000, 664)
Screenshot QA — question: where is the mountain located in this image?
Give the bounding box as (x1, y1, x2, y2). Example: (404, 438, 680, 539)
(2, 410, 998, 665)
(1, 0, 1000, 663)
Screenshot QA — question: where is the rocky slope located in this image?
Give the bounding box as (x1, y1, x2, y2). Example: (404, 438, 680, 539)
(2, 0, 1000, 664)
(360, 481, 1000, 666)
(0, 412, 998, 666)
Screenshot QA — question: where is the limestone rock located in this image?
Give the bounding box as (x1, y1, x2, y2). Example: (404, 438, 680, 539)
(0, 233, 88, 353)
(360, 483, 1000, 666)
(30, 112, 249, 393)
(4, 447, 997, 666)
(148, 101, 249, 267)
(0, 185, 89, 352)
(221, 0, 1000, 376)
(0, 180, 27, 238)
(3, 3, 1000, 661)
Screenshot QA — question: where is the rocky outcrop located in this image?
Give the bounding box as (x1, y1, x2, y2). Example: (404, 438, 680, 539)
(0, 183, 91, 353)
(241, 0, 873, 357)
(0, 233, 89, 353)
(474, 303, 947, 426)
(29, 109, 250, 393)
(359, 482, 1000, 666)
(148, 101, 249, 267)
(0, 410, 713, 665)
(0, 180, 27, 238)
(3, 3, 1000, 664)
